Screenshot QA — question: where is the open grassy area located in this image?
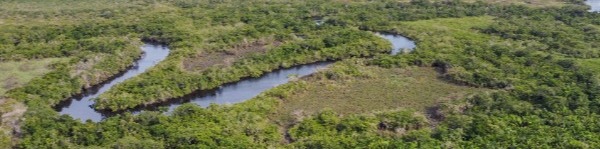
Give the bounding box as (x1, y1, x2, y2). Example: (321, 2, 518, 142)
(397, 0, 568, 7)
(0, 58, 64, 148)
(0, 0, 136, 11)
(3, 0, 599, 147)
(183, 38, 282, 72)
(578, 58, 600, 78)
(394, 16, 494, 41)
(0, 98, 25, 148)
(269, 16, 496, 127)
(0, 58, 67, 96)
(271, 62, 489, 126)
(464, 0, 566, 7)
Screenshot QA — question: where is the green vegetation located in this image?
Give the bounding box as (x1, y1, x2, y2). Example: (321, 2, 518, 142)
(272, 60, 488, 127)
(0, 98, 24, 148)
(579, 58, 600, 77)
(0, 58, 62, 147)
(0, 58, 66, 95)
(94, 28, 391, 111)
(398, 0, 570, 7)
(461, 0, 568, 7)
(1, 0, 600, 148)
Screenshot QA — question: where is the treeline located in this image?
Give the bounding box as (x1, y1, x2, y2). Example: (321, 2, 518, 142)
(0, 26, 135, 60)
(7, 0, 600, 148)
(8, 38, 141, 107)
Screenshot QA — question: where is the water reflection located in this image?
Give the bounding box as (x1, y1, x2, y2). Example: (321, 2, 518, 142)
(586, 0, 600, 12)
(375, 32, 417, 55)
(56, 44, 170, 122)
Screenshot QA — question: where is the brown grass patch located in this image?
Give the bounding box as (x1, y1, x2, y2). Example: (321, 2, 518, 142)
(396, 0, 567, 7)
(183, 38, 282, 72)
(0, 58, 66, 95)
(0, 97, 26, 148)
(271, 66, 490, 127)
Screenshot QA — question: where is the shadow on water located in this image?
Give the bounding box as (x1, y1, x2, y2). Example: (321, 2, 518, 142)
(54, 44, 170, 122)
(374, 32, 416, 55)
(56, 32, 416, 122)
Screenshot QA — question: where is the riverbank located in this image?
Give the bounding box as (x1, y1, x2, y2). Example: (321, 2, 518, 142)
(93, 28, 391, 112)
(6, 0, 600, 148)
(55, 44, 169, 122)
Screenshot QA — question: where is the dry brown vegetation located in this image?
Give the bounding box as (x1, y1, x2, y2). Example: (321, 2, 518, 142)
(396, 0, 567, 7)
(271, 64, 490, 127)
(0, 98, 26, 148)
(183, 38, 282, 72)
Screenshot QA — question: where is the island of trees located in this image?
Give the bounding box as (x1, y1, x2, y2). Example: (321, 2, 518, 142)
(1, 0, 600, 148)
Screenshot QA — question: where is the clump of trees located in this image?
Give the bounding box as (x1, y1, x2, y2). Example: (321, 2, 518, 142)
(5, 0, 600, 148)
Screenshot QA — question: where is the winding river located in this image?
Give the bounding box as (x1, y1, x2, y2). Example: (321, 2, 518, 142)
(375, 32, 416, 55)
(57, 32, 415, 122)
(156, 61, 333, 113)
(58, 2, 600, 121)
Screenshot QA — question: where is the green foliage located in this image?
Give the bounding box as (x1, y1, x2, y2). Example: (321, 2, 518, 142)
(288, 110, 440, 148)
(4, 0, 600, 148)
(366, 3, 600, 148)
(112, 136, 164, 149)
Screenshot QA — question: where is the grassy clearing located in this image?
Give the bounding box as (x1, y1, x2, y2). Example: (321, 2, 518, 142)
(0, 58, 56, 147)
(384, 16, 495, 58)
(578, 58, 600, 77)
(464, 0, 566, 7)
(271, 62, 489, 126)
(394, 16, 494, 41)
(0, 0, 137, 11)
(0, 0, 144, 25)
(271, 16, 496, 127)
(396, 0, 567, 7)
(0, 58, 67, 96)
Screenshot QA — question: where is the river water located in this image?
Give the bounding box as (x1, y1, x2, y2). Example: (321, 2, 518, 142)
(158, 62, 333, 113)
(57, 32, 415, 122)
(587, 0, 600, 12)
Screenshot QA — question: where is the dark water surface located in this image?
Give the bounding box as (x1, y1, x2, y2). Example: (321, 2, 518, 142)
(58, 32, 415, 122)
(56, 44, 169, 122)
(160, 62, 333, 113)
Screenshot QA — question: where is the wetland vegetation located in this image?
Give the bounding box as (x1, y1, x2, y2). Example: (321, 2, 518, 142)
(1, 0, 600, 148)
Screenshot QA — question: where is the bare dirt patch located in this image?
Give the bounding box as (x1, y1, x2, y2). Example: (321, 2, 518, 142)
(183, 38, 282, 72)
(0, 98, 26, 147)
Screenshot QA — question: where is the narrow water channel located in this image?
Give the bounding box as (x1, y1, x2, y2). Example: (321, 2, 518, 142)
(57, 32, 415, 122)
(159, 62, 333, 113)
(56, 44, 169, 122)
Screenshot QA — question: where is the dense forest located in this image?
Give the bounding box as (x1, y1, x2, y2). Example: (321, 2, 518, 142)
(1, 0, 600, 148)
